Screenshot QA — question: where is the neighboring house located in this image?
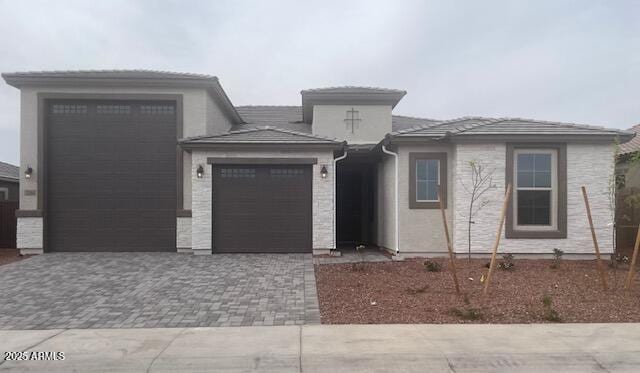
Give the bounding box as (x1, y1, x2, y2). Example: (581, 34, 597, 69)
(1, 70, 633, 258)
(615, 124, 640, 254)
(0, 161, 19, 201)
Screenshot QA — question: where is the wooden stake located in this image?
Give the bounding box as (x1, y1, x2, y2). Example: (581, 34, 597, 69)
(439, 185, 461, 295)
(581, 186, 609, 291)
(482, 183, 512, 297)
(624, 223, 640, 290)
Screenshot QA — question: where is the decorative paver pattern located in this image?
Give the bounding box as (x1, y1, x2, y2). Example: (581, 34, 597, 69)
(0, 253, 320, 329)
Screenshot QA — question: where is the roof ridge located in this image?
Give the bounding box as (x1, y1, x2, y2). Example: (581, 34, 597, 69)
(180, 126, 341, 143)
(235, 105, 301, 108)
(494, 117, 617, 133)
(452, 118, 507, 135)
(391, 116, 496, 136)
(392, 114, 440, 121)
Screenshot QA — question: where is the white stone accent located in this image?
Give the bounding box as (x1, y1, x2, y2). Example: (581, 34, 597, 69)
(176, 217, 192, 249)
(190, 149, 335, 254)
(17, 217, 43, 252)
(453, 143, 615, 256)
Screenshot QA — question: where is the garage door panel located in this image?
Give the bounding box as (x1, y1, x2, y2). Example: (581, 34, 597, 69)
(213, 165, 311, 253)
(46, 100, 176, 252)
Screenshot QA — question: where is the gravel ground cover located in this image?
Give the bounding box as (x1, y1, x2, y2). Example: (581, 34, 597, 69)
(315, 258, 640, 324)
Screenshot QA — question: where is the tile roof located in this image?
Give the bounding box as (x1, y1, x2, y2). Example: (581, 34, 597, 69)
(619, 124, 640, 155)
(391, 116, 633, 140)
(0, 161, 19, 181)
(180, 126, 343, 145)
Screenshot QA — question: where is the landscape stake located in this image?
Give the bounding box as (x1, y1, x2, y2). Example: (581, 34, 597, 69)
(581, 186, 609, 291)
(438, 185, 461, 295)
(624, 223, 640, 290)
(482, 183, 512, 297)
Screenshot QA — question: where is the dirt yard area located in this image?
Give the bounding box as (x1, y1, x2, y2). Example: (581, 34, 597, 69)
(0, 249, 29, 266)
(315, 258, 640, 324)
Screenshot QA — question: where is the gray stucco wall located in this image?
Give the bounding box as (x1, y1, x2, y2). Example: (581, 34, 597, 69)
(375, 153, 396, 251)
(397, 144, 455, 256)
(189, 149, 335, 255)
(312, 105, 392, 144)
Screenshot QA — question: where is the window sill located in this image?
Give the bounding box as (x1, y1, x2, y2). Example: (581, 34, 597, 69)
(505, 229, 566, 239)
(409, 201, 442, 209)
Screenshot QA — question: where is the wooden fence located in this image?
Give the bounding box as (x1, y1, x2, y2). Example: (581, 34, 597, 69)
(0, 201, 18, 248)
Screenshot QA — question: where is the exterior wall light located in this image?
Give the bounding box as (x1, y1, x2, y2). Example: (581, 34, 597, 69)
(24, 166, 33, 179)
(320, 165, 328, 179)
(196, 165, 204, 179)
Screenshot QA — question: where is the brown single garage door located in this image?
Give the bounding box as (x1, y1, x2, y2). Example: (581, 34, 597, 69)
(46, 100, 177, 252)
(212, 165, 312, 253)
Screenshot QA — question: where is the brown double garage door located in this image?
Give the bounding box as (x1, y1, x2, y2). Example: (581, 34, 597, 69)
(212, 165, 312, 253)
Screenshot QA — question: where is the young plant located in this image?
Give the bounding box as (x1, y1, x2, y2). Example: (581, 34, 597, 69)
(449, 307, 483, 321)
(541, 294, 561, 322)
(498, 253, 515, 270)
(458, 160, 495, 261)
(550, 248, 564, 269)
(423, 260, 441, 272)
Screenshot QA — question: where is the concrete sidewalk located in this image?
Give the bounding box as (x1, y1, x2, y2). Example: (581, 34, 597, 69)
(1, 323, 639, 372)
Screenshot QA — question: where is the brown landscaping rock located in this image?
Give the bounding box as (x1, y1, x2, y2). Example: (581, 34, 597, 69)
(0, 249, 29, 266)
(315, 259, 640, 324)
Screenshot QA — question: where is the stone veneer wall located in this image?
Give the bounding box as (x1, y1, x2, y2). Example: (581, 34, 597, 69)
(176, 217, 192, 252)
(453, 142, 615, 256)
(17, 217, 43, 254)
(190, 149, 335, 255)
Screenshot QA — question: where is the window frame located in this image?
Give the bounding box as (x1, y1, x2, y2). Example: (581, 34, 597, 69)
(409, 152, 447, 209)
(505, 143, 567, 239)
(513, 149, 557, 230)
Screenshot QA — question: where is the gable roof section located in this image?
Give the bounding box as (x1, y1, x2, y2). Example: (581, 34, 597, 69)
(179, 126, 344, 148)
(2, 69, 243, 124)
(390, 117, 634, 142)
(619, 124, 640, 155)
(0, 161, 19, 182)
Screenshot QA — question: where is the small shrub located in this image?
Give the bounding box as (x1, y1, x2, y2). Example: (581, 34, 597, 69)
(449, 307, 483, 320)
(542, 294, 561, 322)
(498, 253, 514, 270)
(550, 248, 564, 269)
(423, 260, 442, 272)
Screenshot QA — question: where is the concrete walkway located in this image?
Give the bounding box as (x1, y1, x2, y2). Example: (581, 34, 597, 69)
(1, 323, 639, 372)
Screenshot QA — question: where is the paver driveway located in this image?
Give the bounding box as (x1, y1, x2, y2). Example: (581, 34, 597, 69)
(0, 253, 320, 329)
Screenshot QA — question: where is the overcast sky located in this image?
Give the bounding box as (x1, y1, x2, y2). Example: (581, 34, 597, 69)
(0, 0, 638, 165)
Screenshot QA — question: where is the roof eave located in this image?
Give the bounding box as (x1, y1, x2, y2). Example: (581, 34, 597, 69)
(2, 74, 244, 125)
(179, 141, 345, 151)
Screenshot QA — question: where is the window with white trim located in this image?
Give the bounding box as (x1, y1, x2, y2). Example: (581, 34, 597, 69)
(416, 159, 439, 202)
(514, 149, 557, 229)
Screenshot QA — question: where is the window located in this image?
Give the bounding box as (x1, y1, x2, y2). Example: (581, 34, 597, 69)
(220, 168, 255, 178)
(0, 187, 7, 201)
(51, 104, 87, 114)
(514, 150, 555, 228)
(96, 105, 130, 114)
(140, 105, 175, 115)
(409, 152, 447, 209)
(416, 159, 439, 201)
(506, 144, 567, 238)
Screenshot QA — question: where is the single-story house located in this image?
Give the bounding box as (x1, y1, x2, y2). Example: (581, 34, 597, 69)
(2, 70, 633, 258)
(0, 161, 19, 201)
